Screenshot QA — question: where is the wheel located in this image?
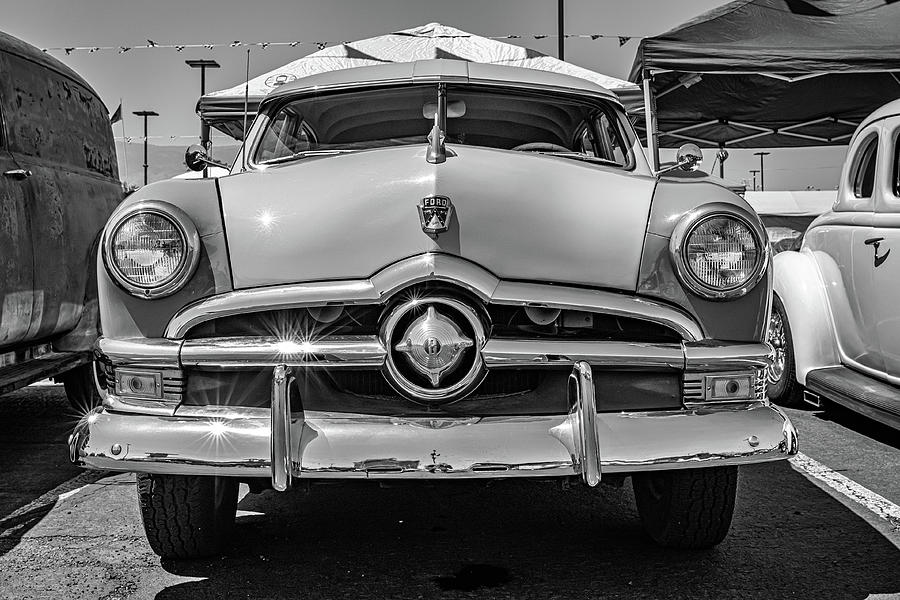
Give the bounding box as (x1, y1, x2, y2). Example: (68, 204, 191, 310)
(137, 473, 239, 559)
(632, 466, 738, 549)
(766, 295, 803, 407)
(61, 362, 104, 413)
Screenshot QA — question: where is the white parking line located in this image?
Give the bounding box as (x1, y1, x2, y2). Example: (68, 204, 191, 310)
(790, 452, 900, 533)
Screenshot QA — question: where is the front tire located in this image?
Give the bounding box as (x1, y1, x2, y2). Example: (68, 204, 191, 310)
(61, 362, 104, 412)
(766, 295, 803, 407)
(632, 466, 738, 549)
(137, 474, 239, 559)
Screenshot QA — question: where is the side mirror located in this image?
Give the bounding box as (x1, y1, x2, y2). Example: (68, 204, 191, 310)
(185, 144, 228, 172)
(655, 143, 704, 177)
(675, 143, 703, 172)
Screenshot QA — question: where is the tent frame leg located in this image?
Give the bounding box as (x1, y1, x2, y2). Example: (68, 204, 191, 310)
(642, 71, 659, 171)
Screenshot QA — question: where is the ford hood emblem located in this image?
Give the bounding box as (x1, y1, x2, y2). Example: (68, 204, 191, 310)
(418, 195, 453, 234)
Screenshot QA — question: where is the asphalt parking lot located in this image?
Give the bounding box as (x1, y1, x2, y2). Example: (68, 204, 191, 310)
(1, 384, 898, 600)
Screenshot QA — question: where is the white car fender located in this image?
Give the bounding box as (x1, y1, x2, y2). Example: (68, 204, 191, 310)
(772, 249, 840, 384)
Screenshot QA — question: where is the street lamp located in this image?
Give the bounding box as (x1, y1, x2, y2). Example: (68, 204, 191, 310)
(186, 59, 220, 177)
(132, 110, 159, 186)
(749, 169, 759, 191)
(753, 151, 771, 191)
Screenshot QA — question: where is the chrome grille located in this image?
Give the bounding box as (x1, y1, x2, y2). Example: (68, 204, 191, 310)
(683, 373, 704, 403)
(755, 368, 766, 401)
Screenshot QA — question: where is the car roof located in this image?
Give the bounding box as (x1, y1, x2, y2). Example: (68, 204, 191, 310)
(0, 30, 102, 101)
(263, 59, 620, 105)
(849, 97, 900, 144)
(858, 98, 900, 129)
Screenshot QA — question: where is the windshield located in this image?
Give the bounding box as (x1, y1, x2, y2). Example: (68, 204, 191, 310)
(254, 84, 632, 167)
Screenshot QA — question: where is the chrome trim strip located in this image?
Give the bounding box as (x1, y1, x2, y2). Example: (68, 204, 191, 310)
(167, 281, 379, 340)
(684, 342, 773, 371)
(270, 365, 293, 491)
(103, 394, 178, 416)
(569, 362, 601, 486)
(96, 337, 181, 368)
(166, 253, 702, 341)
(369, 253, 499, 302)
(180, 335, 386, 370)
(491, 281, 703, 341)
(70, 403, 798, 478)
(98, 336, 770, 382)
(101, 201, 202, 299)
(483, 339, 684, 369)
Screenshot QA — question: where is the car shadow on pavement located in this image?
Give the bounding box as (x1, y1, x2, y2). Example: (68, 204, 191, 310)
(813, 403, 900, 451)
(156, 461, 900, 600)
(0, 385, 106, 558)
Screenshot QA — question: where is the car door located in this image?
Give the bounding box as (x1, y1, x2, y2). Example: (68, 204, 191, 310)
(870, 115, 900, 384)
(806, 123, 884, 375)
(0, 48, 118, 343)
(0, 103, 36, 349)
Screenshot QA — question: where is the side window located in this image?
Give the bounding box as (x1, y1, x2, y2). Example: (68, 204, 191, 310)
(852, 134, 878, 198)
(576, 126, 596, 156)
(594, 113, 627, 166)
(256, 110, 312, 162)
(894, 133, 900, 197)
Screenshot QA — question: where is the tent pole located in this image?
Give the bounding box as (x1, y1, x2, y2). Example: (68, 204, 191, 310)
(557, 0, 565, 60)
(642, 70, 659, 171)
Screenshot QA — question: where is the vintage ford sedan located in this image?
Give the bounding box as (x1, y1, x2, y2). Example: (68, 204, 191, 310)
(768, 98, 900, 430)
(70, 60, 798, 559)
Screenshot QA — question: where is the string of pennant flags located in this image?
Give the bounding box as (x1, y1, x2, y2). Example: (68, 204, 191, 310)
(115, 135, 229, 142)
(41, 33, 636, 55)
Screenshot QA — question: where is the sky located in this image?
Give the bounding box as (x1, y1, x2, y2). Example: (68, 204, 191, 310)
(3, 0, 846, 190)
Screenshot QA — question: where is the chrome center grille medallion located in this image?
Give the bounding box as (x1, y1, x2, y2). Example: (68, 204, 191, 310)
(395, 306, 473, 387)
(381, 295, 487, 404)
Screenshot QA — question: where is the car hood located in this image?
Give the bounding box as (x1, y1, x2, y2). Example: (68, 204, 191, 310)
(218, 145, 656, 291)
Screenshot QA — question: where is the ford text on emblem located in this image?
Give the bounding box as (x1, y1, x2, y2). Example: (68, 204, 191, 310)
(418, 195, 454, 234)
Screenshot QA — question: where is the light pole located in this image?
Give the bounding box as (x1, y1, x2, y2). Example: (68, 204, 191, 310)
(132, 110, 159, 186)
(754, 151, 771, 191)
(186, 59, 220, 177)
(558, 0, 565, 60)
(749, 169, 759, 191)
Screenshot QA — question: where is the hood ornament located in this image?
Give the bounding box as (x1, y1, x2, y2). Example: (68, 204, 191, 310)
(426, 82, 447, 164)
(419, 195, 454, 234)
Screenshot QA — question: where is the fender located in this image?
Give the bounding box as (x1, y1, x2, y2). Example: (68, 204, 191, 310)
(772, 249, 840, 384)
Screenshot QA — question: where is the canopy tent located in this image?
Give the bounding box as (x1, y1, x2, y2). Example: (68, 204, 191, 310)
(200, 23, 642, 139)
(628, 0, 900, 164)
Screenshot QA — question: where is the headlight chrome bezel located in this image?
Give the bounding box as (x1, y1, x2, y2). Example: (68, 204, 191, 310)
(102, 200, 201, 299)
(670, 203, 769, 301)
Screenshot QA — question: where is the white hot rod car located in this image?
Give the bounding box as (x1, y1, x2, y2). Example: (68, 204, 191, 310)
(768, 98, 900, 431)
(70, 60, 798, 559)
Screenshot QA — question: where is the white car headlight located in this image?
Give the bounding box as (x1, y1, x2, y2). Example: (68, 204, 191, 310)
(103, 201, 200, 298)
(670, 204, 768, 300)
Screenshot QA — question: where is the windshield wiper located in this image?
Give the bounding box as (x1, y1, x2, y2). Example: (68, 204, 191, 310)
(532, 152, 621, 167)
(259, 149, 357, 165)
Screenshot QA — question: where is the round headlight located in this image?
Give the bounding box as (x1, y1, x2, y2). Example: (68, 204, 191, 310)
(671, 206, 768, 300)
(103, 202, 200, 298)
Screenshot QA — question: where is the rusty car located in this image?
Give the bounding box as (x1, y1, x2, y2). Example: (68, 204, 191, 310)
(0, 30, 121, 410)
(70, 60, 798, 558)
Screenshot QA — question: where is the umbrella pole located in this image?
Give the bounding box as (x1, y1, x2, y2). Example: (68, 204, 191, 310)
(642, 70, 659, 171)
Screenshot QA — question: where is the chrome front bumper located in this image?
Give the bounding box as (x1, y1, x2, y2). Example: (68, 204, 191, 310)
(70, 360, 799, 488)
